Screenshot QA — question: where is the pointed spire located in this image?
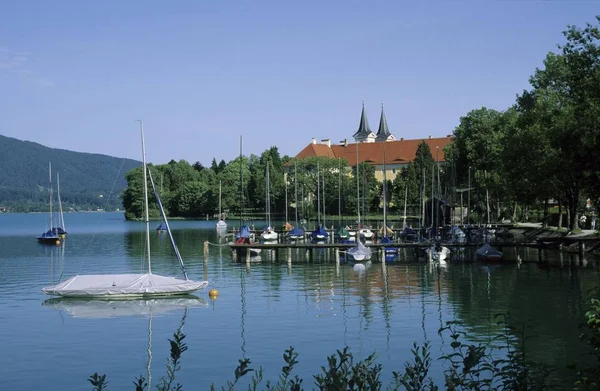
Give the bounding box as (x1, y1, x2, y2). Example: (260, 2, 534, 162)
(352, 100, 374, 141)
(376, 103, 395, 142)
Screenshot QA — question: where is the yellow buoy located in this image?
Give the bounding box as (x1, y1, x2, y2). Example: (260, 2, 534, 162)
(61, 234, 66, 239)
(209, 288, 219, 299)
(55, 240, 61, 245)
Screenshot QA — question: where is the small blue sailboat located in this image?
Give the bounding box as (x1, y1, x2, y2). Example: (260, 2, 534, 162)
(311, 224, 328, 242)
(156, 221, 167, 233)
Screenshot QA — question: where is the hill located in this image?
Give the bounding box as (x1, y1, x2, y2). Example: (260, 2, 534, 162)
(0, 134, 141, 211)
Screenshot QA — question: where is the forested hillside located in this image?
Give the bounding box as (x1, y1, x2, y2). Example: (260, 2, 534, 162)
(0, 134, 141, 211)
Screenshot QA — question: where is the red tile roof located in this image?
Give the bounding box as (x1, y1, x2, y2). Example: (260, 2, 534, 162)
(289, 137, 453, 166)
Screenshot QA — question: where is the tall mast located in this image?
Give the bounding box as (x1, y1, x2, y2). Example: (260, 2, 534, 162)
(138, 120, 151, 274)
(322, 168, 326, 228)
(266, 163, 271, 227)
(436, 147, 441, 230)
(294, 161, 299, 225)
(239, 136, 243, 228)
(219, 180, 222, 219)
(356, 142, 360, 225)
(431, 162, 434, 233)
(338, 158, 341, 227)
(48, 161, 53, 231)
(285, 171, 288, 223)
(403, 185, 408, 229)
(57, 171, 65, 231)
(382, 149, 387, 232)
(316, 161, 321, 226)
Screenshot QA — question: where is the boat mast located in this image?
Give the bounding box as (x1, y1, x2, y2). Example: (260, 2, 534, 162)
(219, 180, 222, 219)
(57, 171, 65, 232)
(316, 161, 321, 226)
(138, 120, 152, 274)
(436, 146, 441, 230)
(266, 163, 271, 227)
(431, 162, 434, 235)
(294, 161, 299, 226)
(239, 136, 243, 229)
(338, 158, 341, 227)
(322, 169, 326, 229)
(403, 185, 408, 229)
(382, 149, 387, 233)
(48, 161, 53, 231)
(356, 142, 360, 226)
(285, 171, 288, 223)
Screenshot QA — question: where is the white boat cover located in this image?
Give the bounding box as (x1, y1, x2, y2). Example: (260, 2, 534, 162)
(42, 273, 208, 298)
(347, 241, 372, 261)
(216, 220, 227, 229)
(43, 296, 208, 318)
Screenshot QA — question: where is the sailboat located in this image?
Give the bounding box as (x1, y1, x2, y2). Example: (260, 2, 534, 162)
(347, 150, 372, 262)
(287, 161, 305, 241)
(424, 156, 450, 265)
(37, 162, 61, 245)
(232, 136, 261, 258)
(42, 121, 209, 298)
(476, 172, 503, 262)
(311, 162, 328, 242)
(260, 164, 278, 242)
(216, 180, 227, 231)
(378, 151, 397, 257)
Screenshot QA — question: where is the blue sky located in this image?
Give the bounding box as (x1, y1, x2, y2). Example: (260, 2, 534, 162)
(0, 1, 597, 165)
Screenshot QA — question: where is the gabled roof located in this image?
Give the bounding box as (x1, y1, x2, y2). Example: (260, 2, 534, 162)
(294, 143, 337, 161)
(352, 102, 375, 139)
(288, 137, 453, 166)
(375, 104, 394, 141)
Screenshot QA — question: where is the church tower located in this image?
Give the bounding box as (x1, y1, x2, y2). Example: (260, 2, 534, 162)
(375, 103, 395, 142)
(352, 101, 376, 143)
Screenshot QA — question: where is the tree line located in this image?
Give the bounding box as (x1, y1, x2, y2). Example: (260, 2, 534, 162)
(123, 17, 600, 230)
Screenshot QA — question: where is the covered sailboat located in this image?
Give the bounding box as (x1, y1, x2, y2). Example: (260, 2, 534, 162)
(347, 240, 372, 262)
(476, 243, 503, 262)
(311, 224, 328, 242)
(42, 121, 208, 298)
(336, 226, 349, 241)
(287, 226, 305, 241)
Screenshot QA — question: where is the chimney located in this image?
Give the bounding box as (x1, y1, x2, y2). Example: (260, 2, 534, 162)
(321, 138, 331, 148)
(312, 137, 317, 145)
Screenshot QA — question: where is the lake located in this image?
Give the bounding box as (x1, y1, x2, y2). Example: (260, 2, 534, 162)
(0, 212, 597, 390)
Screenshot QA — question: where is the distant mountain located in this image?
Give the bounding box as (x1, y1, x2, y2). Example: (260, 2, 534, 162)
(0, 134, 141, 211)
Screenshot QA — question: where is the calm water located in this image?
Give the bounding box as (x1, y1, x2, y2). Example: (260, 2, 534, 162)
(0, 212, 598, 390)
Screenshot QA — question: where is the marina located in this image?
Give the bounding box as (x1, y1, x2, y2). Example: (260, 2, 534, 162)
(0, 213, 599, 389)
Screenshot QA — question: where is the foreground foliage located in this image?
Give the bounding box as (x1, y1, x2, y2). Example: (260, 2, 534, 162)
(88, 299, 600, 390)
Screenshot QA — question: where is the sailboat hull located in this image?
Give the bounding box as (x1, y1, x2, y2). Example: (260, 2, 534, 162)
(42, 273, 208, 298)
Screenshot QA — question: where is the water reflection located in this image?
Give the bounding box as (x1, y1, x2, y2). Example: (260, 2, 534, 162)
(43, 297, 206, 389)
